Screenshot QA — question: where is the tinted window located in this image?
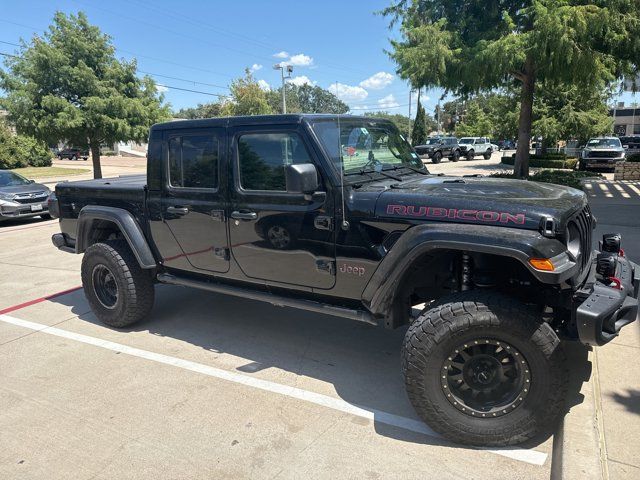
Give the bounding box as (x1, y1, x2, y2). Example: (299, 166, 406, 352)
(168, 135, 218, 189)
(238, 132, 311, 191)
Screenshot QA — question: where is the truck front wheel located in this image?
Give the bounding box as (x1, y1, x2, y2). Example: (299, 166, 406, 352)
(81, 240, 155, 328)
(402, 291, 567, 446)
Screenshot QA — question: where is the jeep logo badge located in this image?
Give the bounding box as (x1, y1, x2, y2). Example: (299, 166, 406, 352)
(339, 264, 365, 276)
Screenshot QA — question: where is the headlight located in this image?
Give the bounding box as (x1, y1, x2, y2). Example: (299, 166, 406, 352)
(0, 192, 15, 201)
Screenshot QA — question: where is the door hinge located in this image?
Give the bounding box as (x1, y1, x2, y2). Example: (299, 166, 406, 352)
(214, 247, 229, 260)
(316, 260, 335, 275)
(314, 215, 333, 231)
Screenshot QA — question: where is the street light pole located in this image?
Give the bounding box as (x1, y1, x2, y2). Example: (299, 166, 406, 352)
(273, 63, 293, 114)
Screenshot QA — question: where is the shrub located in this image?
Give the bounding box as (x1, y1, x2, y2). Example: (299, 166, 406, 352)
(501, 154, 577, 169)
(490, 170, 602, 191)
(0, 126, 52, 169)
(625, 153, 640, 162)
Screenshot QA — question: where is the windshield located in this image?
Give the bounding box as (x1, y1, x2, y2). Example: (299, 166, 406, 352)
(587, 138, 622, 148)
(424, 138, 441, 145)
(0, 171, 30, 187)
(309, 117, 425, 175)
(459, 138, 474, 145)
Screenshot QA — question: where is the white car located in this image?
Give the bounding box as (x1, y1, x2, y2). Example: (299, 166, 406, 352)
(458, 137, 493, 161)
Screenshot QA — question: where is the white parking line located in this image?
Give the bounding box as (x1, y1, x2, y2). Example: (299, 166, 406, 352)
(0, 313, 548, 466)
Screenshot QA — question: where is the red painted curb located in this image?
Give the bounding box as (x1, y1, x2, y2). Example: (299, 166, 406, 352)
(0, 286, 83, 316)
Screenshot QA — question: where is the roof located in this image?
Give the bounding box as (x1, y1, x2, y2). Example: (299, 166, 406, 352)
(151, 114, 381, 131)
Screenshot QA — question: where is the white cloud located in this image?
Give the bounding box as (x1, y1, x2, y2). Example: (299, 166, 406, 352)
(273, 51, 289, 58)
(288, 75, 316, 86)
(377, 94, 399, 108)
(156, 85, 168, 93)
(329, 82, 368, 102)
(250, 63, 263, 72)
(286, 53, 313, 66)
(257, 79, 271, 91)
(359, 72, 394, 90)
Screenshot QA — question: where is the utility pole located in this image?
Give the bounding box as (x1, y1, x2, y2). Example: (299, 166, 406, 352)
(273, 63, 293, 114)
(408, 89, 413, 143)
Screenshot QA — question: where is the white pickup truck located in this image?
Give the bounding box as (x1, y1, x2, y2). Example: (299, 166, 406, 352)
(458, 137, 493, 161)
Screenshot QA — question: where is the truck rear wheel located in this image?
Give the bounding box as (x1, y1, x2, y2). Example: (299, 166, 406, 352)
(81, 240, 155, 328)
(402, 291, 567, 446)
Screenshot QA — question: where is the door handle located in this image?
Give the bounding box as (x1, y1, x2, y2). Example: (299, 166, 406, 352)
(231, 210, 257, 220)
(167, 206, 190, 215)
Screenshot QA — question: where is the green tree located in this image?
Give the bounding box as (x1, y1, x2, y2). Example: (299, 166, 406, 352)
(412, 99, 428, 145)
(0, 121, 52, 169)
(365, 111, 413, 138)
(175, 102, 224, 119)
(223, 69, 273, 116)
(266, 83, 349, 114)
(384, 0, 640, 177)
(455, 102, 494, 137)
(0, 12, 170, 179)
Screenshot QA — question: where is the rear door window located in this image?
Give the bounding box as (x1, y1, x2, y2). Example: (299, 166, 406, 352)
(168, 134, 219, 189)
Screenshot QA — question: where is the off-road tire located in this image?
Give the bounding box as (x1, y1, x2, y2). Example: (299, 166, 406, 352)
(466, 150, 475, 161)
(402, 291, 568, 446)
(431, 151, 442, 164)
(81, 240, 155, 328)
(450, 150, 460, 162)
(483, 149, 492, 160)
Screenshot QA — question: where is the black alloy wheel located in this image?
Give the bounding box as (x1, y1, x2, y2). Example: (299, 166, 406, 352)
(92, 264, 119, 309)
(442, 338, 530, 418)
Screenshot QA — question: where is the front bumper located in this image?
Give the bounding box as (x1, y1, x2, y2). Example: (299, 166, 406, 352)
(574, 252, 639, 346)
(0, 201, 49, 220)
(582, 157, 624, 168)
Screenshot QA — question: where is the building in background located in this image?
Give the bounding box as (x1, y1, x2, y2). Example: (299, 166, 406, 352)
(612, 103, 640, 136)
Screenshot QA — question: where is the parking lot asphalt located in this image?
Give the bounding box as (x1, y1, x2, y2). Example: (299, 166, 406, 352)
(0, 216, 554, 479)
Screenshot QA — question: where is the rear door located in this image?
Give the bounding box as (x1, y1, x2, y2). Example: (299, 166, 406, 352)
(161, 128, 230, 273)
(227, 125, 335, 289)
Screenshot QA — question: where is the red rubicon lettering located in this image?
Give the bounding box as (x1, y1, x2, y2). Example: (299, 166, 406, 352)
(387, 205, 407, 215)
(385, 204, 526, 225)
(500, 212, 526, 224)
(406, 205, 428, 216)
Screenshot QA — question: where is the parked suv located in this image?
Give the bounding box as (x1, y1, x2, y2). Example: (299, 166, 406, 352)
(0, 170, 51, 221)
(413, 137, 461, 163)
(51, 114, 638, 447)
(457, 137, 493, 160)
(56, 148, 88, 161)
(579, 137, 626, 170)
(619, 135, 640, 154)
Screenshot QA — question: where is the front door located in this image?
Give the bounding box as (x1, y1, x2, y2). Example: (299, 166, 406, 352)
(161, 128, 229, 273)
(228, 126, 335, 289)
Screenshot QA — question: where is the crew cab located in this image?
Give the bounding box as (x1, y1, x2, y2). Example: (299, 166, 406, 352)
(50, 115, 639, 447)
(457, 137, 493, 160)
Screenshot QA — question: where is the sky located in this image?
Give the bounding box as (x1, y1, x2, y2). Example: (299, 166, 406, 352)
(0, 0, 637, 117)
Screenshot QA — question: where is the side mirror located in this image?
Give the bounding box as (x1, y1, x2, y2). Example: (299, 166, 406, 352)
(285, 163, 319, 194)
(29, 179, 35, 184)
(624, 145, 629, 150)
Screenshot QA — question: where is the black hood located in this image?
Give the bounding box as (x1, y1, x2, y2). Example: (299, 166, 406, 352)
(372, 176, 587, 231)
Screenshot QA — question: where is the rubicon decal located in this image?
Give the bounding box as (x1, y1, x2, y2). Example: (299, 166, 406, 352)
(386, 204, 526, 225)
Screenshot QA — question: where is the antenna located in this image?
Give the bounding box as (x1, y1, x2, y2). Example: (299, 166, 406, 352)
(336, 81, 349, 231)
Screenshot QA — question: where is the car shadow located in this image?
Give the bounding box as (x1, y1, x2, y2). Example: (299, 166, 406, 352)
(52, 284, 588, 452)
(0, 215, 52, 228)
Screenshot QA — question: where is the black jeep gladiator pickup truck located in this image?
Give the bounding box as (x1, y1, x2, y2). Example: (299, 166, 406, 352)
(50, 114, 639, 447)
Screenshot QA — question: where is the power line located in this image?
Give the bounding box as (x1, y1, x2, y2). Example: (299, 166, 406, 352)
(156, 84, 227, 98)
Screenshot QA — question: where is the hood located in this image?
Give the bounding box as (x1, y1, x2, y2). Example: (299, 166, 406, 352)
(374, 176, 586, 231)
(0, 182, 50, 196)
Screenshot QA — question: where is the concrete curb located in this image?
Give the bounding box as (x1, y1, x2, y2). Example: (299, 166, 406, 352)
(551, 346, 604, 480)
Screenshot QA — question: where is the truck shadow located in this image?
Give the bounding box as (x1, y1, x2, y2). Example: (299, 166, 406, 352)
(55, 284, 590, 452)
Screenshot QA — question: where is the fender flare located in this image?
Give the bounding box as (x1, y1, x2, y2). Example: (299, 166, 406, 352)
(361, 223, 576, 321)
(76, 205, 157, 269)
